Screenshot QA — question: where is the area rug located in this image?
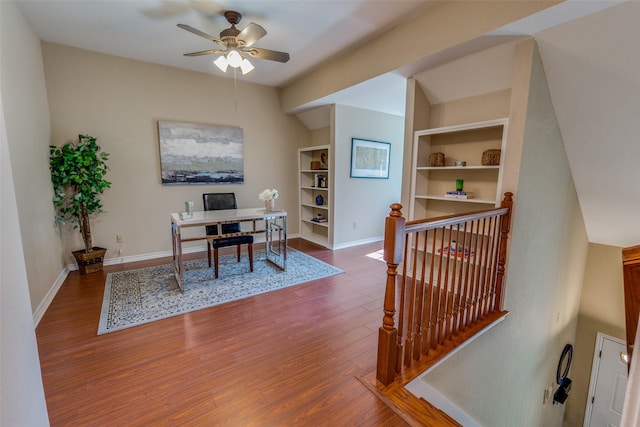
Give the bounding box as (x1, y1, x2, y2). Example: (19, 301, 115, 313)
(97, 248, 343, 334)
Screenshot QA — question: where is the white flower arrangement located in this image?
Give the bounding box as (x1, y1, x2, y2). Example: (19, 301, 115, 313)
(258, 188, 279, 201)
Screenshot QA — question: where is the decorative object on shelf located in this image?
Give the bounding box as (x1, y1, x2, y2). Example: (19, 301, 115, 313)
(350, 138, 391, 179)
(310, 161, 321, 170)
(454, 160, 466, 167)
(158, 121, 244, 185)
(315, 194, 324, 206)
(314, 174, 326, 188)
(445, 191, 473, 200)
(456, 179, 464, 191)
(259, 188, 279, 212)
(481, 149, 501, 166)
(320, 152, 328, 169)
(429, 152, 445, 167)
(311, 214, 327, 223)
(49, 134, 111, 274)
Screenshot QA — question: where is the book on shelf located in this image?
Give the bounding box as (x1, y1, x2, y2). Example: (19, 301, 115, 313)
(444, 191, 474, 199)
(437, 245, 474, 259)
(311, 216, 328, 223)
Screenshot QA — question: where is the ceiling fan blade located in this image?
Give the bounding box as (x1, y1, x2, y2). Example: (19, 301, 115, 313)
(183, 49, 225, 57)
(246, 47, 290, 63)
(177, 24, 224, 46)
(237, 22, 267, 47)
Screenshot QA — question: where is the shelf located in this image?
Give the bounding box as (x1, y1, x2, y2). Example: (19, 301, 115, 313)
(409, 118, 508, 220)
(302, 203, 328, 209)
(415, 195, 497, 204)
(303, 219, 329, 228)
(301, 186, 328, 191)
(299, 145, 332, 248)
(417, 165, 499, 171)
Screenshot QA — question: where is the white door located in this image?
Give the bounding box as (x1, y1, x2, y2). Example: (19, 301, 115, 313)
(584, 333, 628, 426)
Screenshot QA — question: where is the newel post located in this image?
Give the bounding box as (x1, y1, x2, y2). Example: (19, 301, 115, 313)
(377, 203, 405, 386)
(494, 192, 513, 310)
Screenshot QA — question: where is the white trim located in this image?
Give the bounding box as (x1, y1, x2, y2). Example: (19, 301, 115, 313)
(32, 265, 69, 326)
(405, 315, 507, 426)
(332, 236, 382, 250)
(405, 380, 480, 427)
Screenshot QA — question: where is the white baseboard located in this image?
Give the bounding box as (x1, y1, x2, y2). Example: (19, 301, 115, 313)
(332, 235, 382, 250)
(405, 380, 480, 427)
(33, 266, 69, 326)
(404, 316, 507, 426)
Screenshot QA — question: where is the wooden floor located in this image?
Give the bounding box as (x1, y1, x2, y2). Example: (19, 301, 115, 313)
(36, 239, 411, 426)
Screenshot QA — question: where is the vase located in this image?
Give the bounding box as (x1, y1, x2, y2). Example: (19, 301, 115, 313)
(315, 194, 324, 206)
(265, 199, 276, 212)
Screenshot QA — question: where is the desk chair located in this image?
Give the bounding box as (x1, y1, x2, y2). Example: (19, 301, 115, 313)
(203, 193, 254, 278)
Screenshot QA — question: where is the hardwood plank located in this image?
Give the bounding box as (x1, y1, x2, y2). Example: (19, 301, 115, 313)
(35, 239, 450, 426)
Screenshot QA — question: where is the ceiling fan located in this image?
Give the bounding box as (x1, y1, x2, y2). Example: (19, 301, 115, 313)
(178, 11, 290, 75)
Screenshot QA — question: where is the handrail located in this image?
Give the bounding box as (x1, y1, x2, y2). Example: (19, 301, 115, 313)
(377, 193, 513, 386)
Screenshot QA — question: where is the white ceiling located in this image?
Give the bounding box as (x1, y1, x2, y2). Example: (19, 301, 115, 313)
(15, 0, 640, 248)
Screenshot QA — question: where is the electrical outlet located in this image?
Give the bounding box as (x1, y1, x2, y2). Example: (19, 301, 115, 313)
(353, 222, 357, 230)
(116, 233, 124, 243)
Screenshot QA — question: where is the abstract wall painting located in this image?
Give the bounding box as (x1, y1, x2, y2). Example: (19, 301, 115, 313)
(158, 120, 244, 185)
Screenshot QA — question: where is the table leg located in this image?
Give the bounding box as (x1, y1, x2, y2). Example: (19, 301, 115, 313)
(265, 215, 287, 271)
(172, 223, 184, 291)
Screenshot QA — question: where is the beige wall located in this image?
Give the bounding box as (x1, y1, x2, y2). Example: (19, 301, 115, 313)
(418, 42, 588, 426)
(332, 105, 404, 247)
(565, 243, 625, 426)
(1, 2, 63, 316)
(401, 77, 430, 210)
(0, 0, 52, 424)
(281, 1, 560, 113)
(42, 42, 311, 262)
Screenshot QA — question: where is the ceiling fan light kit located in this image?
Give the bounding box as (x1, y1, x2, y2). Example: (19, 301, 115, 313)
(179, 10, 289, 76)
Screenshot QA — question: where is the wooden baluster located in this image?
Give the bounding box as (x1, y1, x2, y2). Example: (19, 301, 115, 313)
(396, 234, 410, 373)
(452, 221, 469, 334)
(467, 220, 481, 326)
(474, 218, 490, 323)
(482, 217, 498, 316)
(486, 217, 501, 313)
(459, 219, 476, 331)
(479, 216, 497, 317)
(438, 226, 451, 344)
(423, 229, 438, 354)
(430, 227, 443, 349)
(476, 217, 489, 318)
(494, 193, 513, 311)
(377, 203, 404, 386)
(404, 231, 420, 367)
(413, 230, 428, 361)
(444, 224, 461, 340)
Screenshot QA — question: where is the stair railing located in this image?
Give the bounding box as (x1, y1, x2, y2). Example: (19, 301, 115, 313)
(377, 193, 514, 386)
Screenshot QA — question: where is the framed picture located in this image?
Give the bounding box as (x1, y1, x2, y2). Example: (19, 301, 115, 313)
(157, 120, 244, 185)
(350, 138, 390, 179)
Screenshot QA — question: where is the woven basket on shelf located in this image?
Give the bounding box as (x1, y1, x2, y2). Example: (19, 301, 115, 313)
(481, 149, 501, 166)
(429, 152, 445, 167)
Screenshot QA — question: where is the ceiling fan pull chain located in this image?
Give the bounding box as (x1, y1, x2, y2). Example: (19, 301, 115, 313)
(234, 68, 238, 112)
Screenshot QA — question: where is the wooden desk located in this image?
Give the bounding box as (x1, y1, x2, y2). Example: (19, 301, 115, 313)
(171, 208, 287, 291)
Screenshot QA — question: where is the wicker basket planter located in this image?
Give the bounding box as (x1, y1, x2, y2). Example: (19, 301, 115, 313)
(429, 152, 445, 167)
(481, 149, 501, 166)
(72, 247, 107, 274)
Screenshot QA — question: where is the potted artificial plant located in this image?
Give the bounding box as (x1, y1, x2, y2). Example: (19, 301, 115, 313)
(49, 134, 111, 274)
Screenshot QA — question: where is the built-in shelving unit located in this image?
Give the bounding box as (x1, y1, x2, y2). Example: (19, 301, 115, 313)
(409, 118, 508, 220)
(298, 145, 331, 248)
